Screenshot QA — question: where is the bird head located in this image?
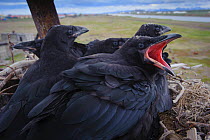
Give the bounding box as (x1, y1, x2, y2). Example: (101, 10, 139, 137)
(85, 38, 129, 55)
(119, 33, 182, 76)
(45, 25, 89, 44)
(40, 25, 89, 54)
(135, 23, 171, 37)
(12, 39, 43, 58)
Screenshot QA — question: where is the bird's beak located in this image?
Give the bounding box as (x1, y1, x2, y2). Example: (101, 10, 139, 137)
(72, 26, 89, 37)
(12, 39, 43, 51)
(144, 33, 182, 76)
(13, 40, 36, 51)
(159, 25, 171, 35)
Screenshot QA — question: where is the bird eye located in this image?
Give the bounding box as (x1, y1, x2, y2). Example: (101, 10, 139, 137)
(113, 41, 118, 46)
(67, 30, 73, 35)
(138, 43, 144, 49)
(155, 27, 160, 32)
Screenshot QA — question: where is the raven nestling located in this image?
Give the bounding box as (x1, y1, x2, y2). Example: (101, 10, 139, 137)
(0, 25, 89, 140)
(85, 38, 129, 56)
(135, 23, 171, 37)
(24, 33, 181, 140)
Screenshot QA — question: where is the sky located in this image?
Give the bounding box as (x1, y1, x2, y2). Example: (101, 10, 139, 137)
(0, 0, 210, 15)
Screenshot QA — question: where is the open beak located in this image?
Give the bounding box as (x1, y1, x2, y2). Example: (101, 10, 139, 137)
(72, 26, 89, 37)
(145, 33, 182, 76)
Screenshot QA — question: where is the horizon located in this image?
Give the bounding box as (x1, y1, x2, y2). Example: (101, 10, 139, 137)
(0, 0, 210, 15)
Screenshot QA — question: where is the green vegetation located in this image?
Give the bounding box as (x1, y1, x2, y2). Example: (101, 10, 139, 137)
(5, 53, 25, 62)
(0, 15, 209, 83)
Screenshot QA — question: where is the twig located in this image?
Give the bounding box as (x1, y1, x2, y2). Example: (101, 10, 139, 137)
(168, 81, 185, 104)
(160, 121, 169, 132)
(186, 121, 210, 129)
(0, 60, 36, 76)
(0, 64, 17, 76)
(169, 81, 185, 104)
(169, 87, 179, 94)
(0, 65, 23, 79)
(184, 64, 203, 70)
(0, 84, 18, 94)
(168, 75, 190, 84)
(171, 63, 203, 70)
(159, 121, 176, 140)
(0, 93, 14, 95)
(0, 72, 14, 90)
(171, 63, 187, 68)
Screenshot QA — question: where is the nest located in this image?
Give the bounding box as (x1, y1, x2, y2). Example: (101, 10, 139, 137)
(159, 75, 210, 139)
(0, 56, 209, 139)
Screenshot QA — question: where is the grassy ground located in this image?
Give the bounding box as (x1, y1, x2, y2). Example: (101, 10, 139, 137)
(0, 15, 210, 83)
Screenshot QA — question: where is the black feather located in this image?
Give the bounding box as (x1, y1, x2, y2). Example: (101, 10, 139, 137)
(0, 25, 88, 140)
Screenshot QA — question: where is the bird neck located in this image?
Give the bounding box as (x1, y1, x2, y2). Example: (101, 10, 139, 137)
(40, 38, 75, 58)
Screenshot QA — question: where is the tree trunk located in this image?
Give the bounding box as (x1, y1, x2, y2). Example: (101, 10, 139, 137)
(26, 0, 60, 38)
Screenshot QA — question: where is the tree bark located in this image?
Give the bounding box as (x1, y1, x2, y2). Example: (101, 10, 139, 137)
(26, 0, 60, 38)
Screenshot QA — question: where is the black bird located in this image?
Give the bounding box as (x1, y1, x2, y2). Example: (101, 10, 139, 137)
(84, 38, 129, 56)
(135, 23, 171, 37)
(13, 39, 87, 58)
(24, 33, 181, 140)
(0, 25, 89, 140)
(133, 23, 172, 139)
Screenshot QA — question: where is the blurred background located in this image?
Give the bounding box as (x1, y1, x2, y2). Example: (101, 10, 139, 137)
(0, 0, 210, 84)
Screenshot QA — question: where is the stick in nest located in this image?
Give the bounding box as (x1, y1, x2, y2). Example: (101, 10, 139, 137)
(0, 68, 24, 91)
(172, 82, 185, 104)
(168, 81, 185, 104)
(186, 121, 210, 131)
(0, 84, 18, 94)
(0, 72, 15, 90)
(0, 60, 36, 76)
(159, 121, 182, 140)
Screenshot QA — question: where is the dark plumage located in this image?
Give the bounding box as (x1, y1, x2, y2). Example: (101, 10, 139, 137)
(23, 33, 181, 140)
(0, 25, 89, 140)
(13, 39, 86, 58)
(85, 38, 129, 55)
(133, 23, 172, 139)
(135, 23, 171, 37)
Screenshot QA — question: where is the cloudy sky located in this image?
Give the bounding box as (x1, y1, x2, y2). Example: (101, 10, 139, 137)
(0, 0, 210, 15)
